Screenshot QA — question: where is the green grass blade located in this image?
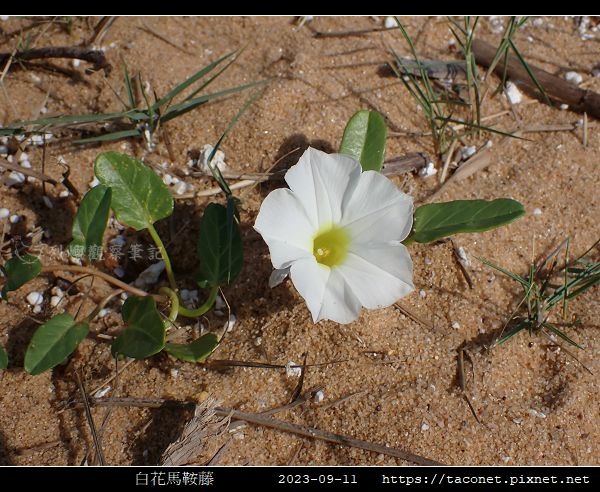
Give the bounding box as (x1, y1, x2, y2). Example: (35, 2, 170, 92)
(74, 129, 142, 144)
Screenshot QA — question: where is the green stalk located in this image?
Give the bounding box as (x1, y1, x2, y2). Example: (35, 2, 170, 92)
(177, 286, 218, 318)
(159, 287, 179, 322)
(147, 224, 177, 291)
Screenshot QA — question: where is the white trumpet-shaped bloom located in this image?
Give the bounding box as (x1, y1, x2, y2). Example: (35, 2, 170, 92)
(254, 147, 414, 324)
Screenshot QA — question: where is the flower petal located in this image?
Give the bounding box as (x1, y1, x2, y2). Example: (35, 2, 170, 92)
(341, 170, 413, 243)
(268, 267, 290, 288)
(254, 188, 313, 269)
(338, 242, 414, 309)
(290, 258, 362, 324)
(285, 147, 361, 228)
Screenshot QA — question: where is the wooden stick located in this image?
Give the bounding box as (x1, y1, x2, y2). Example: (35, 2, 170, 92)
(87, 397, 443, 466)
(0, 46, 111, 75)
(472, 39, 600, 119)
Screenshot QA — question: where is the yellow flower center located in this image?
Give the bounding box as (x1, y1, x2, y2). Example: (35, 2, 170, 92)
(312, 225, 350, 268)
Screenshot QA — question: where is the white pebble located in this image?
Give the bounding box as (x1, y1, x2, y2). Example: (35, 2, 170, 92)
(253, 336, 262, 347)
(113, 267, 125, 278)
(532, 207, 542, 216)
(59, 190, 70, 198)
(33, 305, 42, 314)
(312, 389, 325, 404)
(51, 286, 63, 296)
(461, 146, 477, 160)
(42, 195, 53, 209)
(424, 257, 433, 265)
(9, 214, 20, 224)
(133, 261, 165, 289)
(30, 73, 41, 83)
(421, 421, 430, 432)
(173, 181, 188, 195)
(198, 144, 227, 173)
(89, 176, 100, 188)
(457, 246, 469, 263)
(7, 171, 25, 186)
(384, 16, 396, 29)
(94, 386, 111, 398)
(0, 208, 9, 219)
(170, 368, 179, 378)
(171, 176, 180, 184)
(162, 174, 173, 185)
(559, 103, 569, 110)
(97, 308, 111, 318)
(452, 321, 461, 330)
(120, 292, 129, 300)
(528, 408, 546, 418)
(285, 361, 302, 378)
(72, 58, 81, 68)
(504, 81, 523, 105)
(18, 152, 29, 163)
(20, 160, 32, 169)
(418, 162, 437, 178)
(26, 291, 44, 306)
(419, 289, 427, 298)
(180, 289, 191, 301)
(50, 295, 61, 307)
(565, 71, 583, 85)
(69, 255, 82, 265)
(225, 314, 236, 332)
(215, 295, 226, 310)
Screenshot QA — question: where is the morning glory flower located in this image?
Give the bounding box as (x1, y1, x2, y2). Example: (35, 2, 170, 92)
(254, 147, 414, 324)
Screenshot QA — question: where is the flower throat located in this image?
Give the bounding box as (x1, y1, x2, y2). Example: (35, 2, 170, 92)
(312, 225, 350, 268)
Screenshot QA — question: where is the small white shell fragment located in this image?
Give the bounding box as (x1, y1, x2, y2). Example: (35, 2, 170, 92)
(533, 207, 542, 216)
(50, 295, 61, 307)
(18, 152, 29, 163)
(20, 160, 32, 169)
(9, 214, 21, 224)
(7, 171, 25, 186)
(418, 162, 437, 178)
(565, 71, 583, 85)
(421, 421, 430, 432)
(94, 386, 111, 398)
(559, 103, 569, 110)
(419, 289, 427, 298)
(162, 174, 173, 186)
(113, 267, 125, 278)
(26, 291, 44, 306)
(173, 181, 188, 195)
(528, 408, 546, 418)
(504, 81, 522, 105)
(198, 144, 227, 173)
(133, 261, 165, 288)
(51, 286, 63, 296)
(0, 208, 9, 219)
(225, 314, 236, 332)
(457, 246, 469, 263)
(59, 190, 70, 198)
(30, 73, 41, 83)
(110, 235, 127, 247)
(72, 58, 81, 68)
(69, 255, 82, 265)
(461, 146, 477, 160)
(253, 336, 262, 347)
(89, 176, 100, 188)
(452, 321, 461, 330)
(312, 389, 325, 403)
(384, 16, 396, 29)
(33, 305, 42, 314)
(285, 361, 302, 378)
(98, 308, 111, 318)
(120, 292, 129, 300)
(171, 176, 180, 184)
(269, 268, 290, 288)
(42, 196, 54, 209)
(170, 368, 179, 378)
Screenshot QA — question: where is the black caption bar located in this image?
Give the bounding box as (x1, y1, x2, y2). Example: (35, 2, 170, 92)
(1, 466, 597, 490)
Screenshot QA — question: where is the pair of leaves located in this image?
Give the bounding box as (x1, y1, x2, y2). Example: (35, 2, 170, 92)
(112, 296, 218, 363)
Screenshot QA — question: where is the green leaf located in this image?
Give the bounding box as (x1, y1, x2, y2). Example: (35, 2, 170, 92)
(1, 254, 42, 300)
(339, 110, 387, 172)
(409, 198, 525, 244)
(164, 333, 219, 363)
(112, 296, 165, 358)
(95, 152, 174, 231)
(0, 346, 7, 370)
(69, 185, 112, 261)
(24, 313, 89, 375)
(195, 203, 243, 288)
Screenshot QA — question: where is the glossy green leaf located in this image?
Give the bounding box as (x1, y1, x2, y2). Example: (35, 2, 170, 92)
(112, 296, 165, 358)
(409, 198, 525, 244)
(339, 110, 387, 172)
(69, 185, 112, 261)
(0, 346, 7, 370)
(1, 254, 42, 300)
(24, 313, 89, 375)
(196, 203, 243, 288)
(94, 152, 174, 231)
(164, 333, 219, 363)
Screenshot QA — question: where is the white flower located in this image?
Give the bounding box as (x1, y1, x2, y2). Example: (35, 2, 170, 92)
(254, 147, 414, 324)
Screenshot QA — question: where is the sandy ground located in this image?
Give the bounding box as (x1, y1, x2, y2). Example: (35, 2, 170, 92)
(0, 16, 598, 466)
